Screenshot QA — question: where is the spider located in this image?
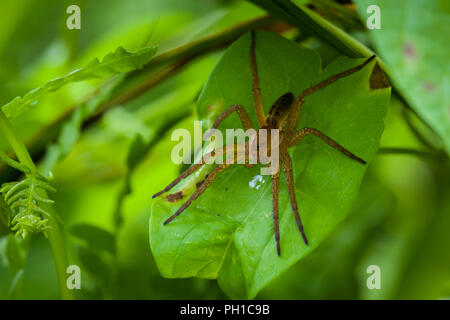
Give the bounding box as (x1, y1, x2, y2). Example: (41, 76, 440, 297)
(153, 31, 375, 256)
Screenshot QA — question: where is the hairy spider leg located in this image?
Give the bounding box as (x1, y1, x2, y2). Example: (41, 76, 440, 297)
(203, 104, 255, 141)
(250, 30, 266, 127)
(290, 55, 376, 131)
(271, 167, 281, 256)
(163, 163, 231, 225)
(152, 162, 205, 199)
(289, 128, 366, 164)
(281, 151, 308, 245)
(152, 144, 248, 199)
(163, 145, 252, 225)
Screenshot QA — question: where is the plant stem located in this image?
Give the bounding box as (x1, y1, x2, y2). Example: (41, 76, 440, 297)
(252, 0, 434, 125)
(377, 147, 441, 159)
(0, 110, 74, 300)
(400, 107, 437, 151)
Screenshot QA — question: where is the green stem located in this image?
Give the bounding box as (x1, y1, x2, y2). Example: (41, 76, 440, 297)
(400, 108, 437, 151)
(378, 147, 440, 159)
(0, 110, 74, 300)
(253, 0, 431, 123)
(289, 0, 389, 71)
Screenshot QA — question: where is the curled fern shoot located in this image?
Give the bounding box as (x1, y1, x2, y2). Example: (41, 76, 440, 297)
(0, 151, 56, 239)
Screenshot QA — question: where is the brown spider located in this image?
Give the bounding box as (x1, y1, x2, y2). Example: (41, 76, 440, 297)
(153, 31, 374, 256)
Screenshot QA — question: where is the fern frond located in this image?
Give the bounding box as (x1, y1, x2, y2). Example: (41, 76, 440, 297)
(0, 195, 11, 228)
(0, 152, 30, 173)
(0, 152, 56, 239)
(11, 213, 50, 239)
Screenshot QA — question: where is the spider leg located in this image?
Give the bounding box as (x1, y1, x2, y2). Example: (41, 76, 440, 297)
(152, 144, 245, 199)
(242, 142, 256, 169)
(299, 56, 375, 99)
(289, 128, 366, 164)
(291, 55, 376, 129)
(250, 30, 266, 127)
(163, 162, 231, 225)
(152, 162, 204, 199)
(271, 168, 281, 256)
(158, 142, 250, 225)
(204, 104, 254, 140)
(281, 152, 308, 245)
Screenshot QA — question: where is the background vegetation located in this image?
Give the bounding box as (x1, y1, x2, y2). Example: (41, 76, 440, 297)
(0, 0, 448, 299)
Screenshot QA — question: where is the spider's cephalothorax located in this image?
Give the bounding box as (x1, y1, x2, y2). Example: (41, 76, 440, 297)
(265, 92, 296, 129)
(153, 31, 374, 256)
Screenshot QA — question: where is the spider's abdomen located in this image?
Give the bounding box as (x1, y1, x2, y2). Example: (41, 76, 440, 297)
(266, 92, 295, 129)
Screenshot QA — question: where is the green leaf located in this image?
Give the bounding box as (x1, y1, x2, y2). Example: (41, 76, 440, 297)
(0, 151, 30, 173)
(1, 46, 157, 119)
(250, 0, 373, 58)
(40, 76, 124, 175)
(149, 31, 390, 298)
(0, 195, 10, 233)
(5, 234, 26, 274)
(0, 236, 7, 266)
(75, 245, 111, 281)
(0, 170, 56, 239)
(9, 268, 24, 299)
(0, 234, 28, 298)
(111, 103, 193, 227)
(354, 0, 450, 154)
(70, 223, 116, 254)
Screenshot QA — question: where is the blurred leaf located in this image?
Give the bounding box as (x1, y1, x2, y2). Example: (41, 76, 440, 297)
(372, 163, 450, 300)
(76, 245, 111, 278)
(251, 0, 372, 57)
(70, 223, 116, 254)
(150, 31, 390, 298)
(112, 134, 148, 228)
(127, 134, 149, 169)
(257, 169, 395, 299)
(0, 151, 30, 173)
(75, 244, 117, 298)
(4, 233, 28, 298)
(2, 46, 157, 119)
(0, 236, 7, 266)
(9, 268, 24, 299)
(0, 234, 29, 299)
(40, 76, 124, 175)
(116, 207, 225, 299)
(354, 0, 450, 154)
(5, 234, 27, 273)
(0, 194, 11, 234)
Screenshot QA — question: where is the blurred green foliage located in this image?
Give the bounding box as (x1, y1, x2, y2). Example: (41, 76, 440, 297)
(355, 0, 450, 154)
(0, 0, 449, 300)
